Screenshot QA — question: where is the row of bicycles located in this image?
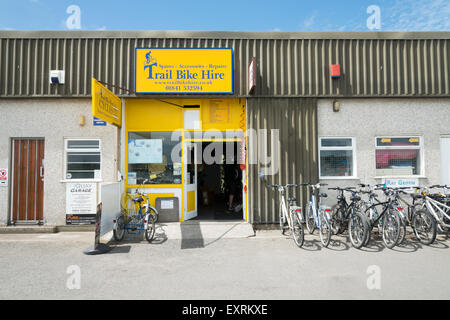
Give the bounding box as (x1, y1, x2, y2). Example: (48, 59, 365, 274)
(267, 182, 450, 249)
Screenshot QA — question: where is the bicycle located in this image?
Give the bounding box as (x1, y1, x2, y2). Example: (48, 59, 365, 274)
(113, 179, 158, 242)
(362, 186, 405, 249)
(328, 186, 369, 249)
(412, 185, 449, 237)
(267, 183, 305, 247)
(305, 183, 332, 247)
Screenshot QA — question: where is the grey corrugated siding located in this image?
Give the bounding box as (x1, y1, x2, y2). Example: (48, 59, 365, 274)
(247, 98, 318, 224)
(0, 32, 449, 97)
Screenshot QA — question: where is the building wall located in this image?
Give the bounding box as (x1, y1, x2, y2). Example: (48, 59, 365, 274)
(318, 98, 450, 206)
(247, 98, 318, 224)
(0, 98, 118, 225)
(1, 33, 449, 98)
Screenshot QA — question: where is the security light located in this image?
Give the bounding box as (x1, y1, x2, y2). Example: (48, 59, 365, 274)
(49, 70, 65, 84)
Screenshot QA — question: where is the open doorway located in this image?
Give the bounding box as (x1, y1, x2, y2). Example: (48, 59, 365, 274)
(196, 141, 243, 220)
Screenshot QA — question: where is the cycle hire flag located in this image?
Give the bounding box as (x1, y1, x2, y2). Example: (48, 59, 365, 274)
(92, 78, 122, 127)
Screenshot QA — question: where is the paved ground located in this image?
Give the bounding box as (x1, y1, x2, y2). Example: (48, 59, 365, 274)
(0, 227, 449, 300)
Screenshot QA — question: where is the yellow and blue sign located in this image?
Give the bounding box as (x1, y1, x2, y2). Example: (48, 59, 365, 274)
(92, 78, 122, 127)
(135, 48, 233, 94)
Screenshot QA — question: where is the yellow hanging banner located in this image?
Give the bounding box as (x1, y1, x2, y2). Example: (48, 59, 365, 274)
(135, 48, 233, 94)
(92, 78, 122, 127)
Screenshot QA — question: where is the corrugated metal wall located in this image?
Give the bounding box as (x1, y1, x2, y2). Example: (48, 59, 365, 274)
(247, 98, 318, 224)
(0, 33, 449, 97)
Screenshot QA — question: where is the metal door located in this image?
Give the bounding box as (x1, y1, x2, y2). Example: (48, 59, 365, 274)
(441, 136, 450, 185)
(10, 138, 45, 224)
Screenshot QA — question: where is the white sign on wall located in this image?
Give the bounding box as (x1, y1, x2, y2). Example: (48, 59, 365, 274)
(66, 182, 97, 215)
(382, 178, 419, 188)
(128, 139, 163, 164)
(0, 169, 7, 186)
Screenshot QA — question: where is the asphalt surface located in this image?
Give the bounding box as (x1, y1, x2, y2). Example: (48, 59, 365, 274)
(0, 228, 449, 300)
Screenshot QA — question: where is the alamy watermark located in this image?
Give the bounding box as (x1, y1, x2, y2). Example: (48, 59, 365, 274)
(66, 265, 81, 290)
(144, 128, 282, 176)
(366, 265, 381, 290)
(66, 5, 81, 30)
(366, 5, 381, 30)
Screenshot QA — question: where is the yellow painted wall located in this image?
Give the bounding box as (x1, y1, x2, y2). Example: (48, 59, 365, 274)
(125, 98, 245, 132)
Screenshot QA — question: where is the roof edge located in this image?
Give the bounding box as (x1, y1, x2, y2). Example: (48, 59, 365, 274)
(1, 30, 449, 40)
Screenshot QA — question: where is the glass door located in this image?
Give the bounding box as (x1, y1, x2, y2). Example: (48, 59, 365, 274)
(184, 142, 197, 220)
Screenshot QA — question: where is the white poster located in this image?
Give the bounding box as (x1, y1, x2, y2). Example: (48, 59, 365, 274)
(161, 199, 174, 210)
(128, 139, 163, 164)
(128, 172, 137, 185)
(66, 182, 97, 215)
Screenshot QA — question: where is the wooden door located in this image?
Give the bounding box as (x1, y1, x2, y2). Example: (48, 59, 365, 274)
(11, 138, 44, 223)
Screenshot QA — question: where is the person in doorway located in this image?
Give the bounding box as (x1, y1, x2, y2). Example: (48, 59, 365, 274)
(224, 160, 241, 213)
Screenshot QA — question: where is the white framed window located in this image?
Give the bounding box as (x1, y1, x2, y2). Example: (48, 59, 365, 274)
(64, 139, 101, 180)
(375, 136, 423, 177)
(319, 137, 356, 178)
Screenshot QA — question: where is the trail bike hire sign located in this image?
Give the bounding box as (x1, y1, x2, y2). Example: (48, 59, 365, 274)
(92, 78, 122, 127)
(135, 48, 233, 94)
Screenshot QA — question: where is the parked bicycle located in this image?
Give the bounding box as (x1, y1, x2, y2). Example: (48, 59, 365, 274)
(114, 179, 158, 242)
(328, 186, 369, 249)
(267, 183, 305, 247)
(359, 186, 406, 249)
(305, 183, 332, 247)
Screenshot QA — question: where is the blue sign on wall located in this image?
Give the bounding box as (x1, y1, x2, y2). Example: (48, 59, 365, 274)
(93, 116, 107, 126)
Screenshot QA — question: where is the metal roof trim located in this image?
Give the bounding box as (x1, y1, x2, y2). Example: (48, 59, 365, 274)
(1, 30, 449, 40)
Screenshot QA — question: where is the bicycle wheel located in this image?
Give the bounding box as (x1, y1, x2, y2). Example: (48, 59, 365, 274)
(306, 205, 315, 234)
(362, 207, 373, 246)
(397, 213, 407, 246)
(382, 210, 401, 249)
(279, 203, 286, 234)
(147, 207, 159, 223)
(291, 212, 304, 248)
(113, 214, 125, 242)
(330, 205, 344, 235)
(348, 211, 369, 249)
(411, 209, 437, 245)
(145, 214, 156, 242)
(318, 211, 331, 247)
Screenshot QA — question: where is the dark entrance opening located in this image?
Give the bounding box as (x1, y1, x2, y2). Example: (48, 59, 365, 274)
(196, 141, 243, 220)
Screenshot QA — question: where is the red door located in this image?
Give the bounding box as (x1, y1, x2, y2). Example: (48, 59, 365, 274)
(11, 139, 44, 223)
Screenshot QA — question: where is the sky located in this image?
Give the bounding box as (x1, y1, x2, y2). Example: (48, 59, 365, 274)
(0, 0, 449, 31)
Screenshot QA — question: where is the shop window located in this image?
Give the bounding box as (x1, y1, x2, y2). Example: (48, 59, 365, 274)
(65, 139, 101, 180)
(375, 137, 422, 176)
(319, 137, 356, 178)
(128, 132, 182, 185)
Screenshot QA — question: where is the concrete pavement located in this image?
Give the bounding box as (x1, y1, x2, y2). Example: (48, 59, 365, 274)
(0, 229, 449, 300)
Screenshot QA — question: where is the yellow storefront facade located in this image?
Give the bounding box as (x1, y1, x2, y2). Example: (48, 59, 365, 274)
(124, 98, 248, 222)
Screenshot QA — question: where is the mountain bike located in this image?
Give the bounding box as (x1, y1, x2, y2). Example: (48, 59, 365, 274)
(412, 185, 449, 237)
(305, 183, 332, 247)
(362, 186, 404, 249)
(328, 186, 369, 249)
(267, 183, 305, 247)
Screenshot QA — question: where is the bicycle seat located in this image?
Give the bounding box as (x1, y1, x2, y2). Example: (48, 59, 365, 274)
(410, 194, 424, 200)
(288, 197, 297, 202)
(132, 196, 144, 203)
(351, 196, 361, 201)
(319, 193, 328, 198)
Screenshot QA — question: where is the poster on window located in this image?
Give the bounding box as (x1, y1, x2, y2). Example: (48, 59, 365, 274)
(66, 182, 97, 224)
(128, 139, 163, 164)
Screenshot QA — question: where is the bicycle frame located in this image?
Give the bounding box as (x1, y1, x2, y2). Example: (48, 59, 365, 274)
(279, 187, 293, 229)
(423, 196, 450, 228)
(307, 184, 330, 229)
